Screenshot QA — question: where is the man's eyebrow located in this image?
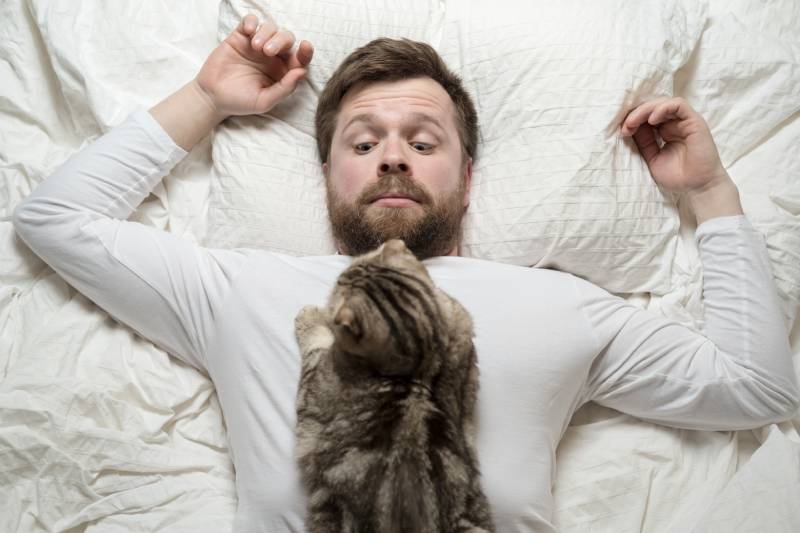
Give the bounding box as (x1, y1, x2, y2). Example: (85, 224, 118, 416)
(342, 114, 380, 132)
(407, 112, 446, 132)
(341, 112, 446, 133)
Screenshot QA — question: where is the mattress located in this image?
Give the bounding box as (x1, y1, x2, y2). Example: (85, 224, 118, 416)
(1, 0, 798, 531)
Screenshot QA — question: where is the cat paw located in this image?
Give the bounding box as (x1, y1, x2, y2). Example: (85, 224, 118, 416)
(296, 305, 327, 330)
(295, 305, 333, 353)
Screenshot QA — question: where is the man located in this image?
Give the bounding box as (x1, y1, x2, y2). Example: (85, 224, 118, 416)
(12, 13, 799, 533)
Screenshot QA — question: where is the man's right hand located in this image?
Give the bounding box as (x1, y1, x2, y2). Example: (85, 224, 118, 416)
(149, 13, 313, 151)
(194, 14, 314, 118)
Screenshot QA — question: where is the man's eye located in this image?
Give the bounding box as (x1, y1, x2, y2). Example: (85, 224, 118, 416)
(411, 142, 433, 152)
(354, 142, 374, 153)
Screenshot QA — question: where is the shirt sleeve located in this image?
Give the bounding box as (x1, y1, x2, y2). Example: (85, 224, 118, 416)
(577, 215, 800, 430)
(12, 109, 250, 372)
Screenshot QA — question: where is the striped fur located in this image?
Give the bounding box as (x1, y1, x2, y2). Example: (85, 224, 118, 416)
(294, 239, 494, 532)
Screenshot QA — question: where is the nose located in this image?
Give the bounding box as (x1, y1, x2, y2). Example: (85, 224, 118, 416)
(377, 138, 411, 177)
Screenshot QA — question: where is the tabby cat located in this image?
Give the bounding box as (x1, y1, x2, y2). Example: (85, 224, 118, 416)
(293, 239, 494, 533)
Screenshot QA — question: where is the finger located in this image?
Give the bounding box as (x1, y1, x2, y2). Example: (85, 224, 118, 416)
(655, 120, 683, 142)
(239, 14, 259, 35)
(288, 40, 314, 69)
(631, 123, 661, 165)
(251, 16, 278, 51)
(255, 68, 307, 113)
(648, 98, 691, 127)
(263, 29, 295, 57)
(620, 97, 669, 137)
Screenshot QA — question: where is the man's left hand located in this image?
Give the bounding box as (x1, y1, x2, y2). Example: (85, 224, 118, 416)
(621, 97, 743, 224)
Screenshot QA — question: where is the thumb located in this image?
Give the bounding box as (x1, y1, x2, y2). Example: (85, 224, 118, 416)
(632, 123, 661, 166)
(255, 68, 307, 113)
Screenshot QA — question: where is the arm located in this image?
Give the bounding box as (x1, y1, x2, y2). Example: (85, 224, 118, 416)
(578, 99, 799, 429)
(578, 216, 799, 430)
(11, 14, 312, 371)
(11, 110, 238, 371)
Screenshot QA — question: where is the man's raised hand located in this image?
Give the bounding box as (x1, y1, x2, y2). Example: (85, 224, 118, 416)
(621, 97, 742, 224)
(193, 13, 314, 118)
(621, 97, 729, 193)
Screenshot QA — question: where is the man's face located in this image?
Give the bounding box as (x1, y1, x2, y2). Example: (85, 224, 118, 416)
(323, 77, 472, 259)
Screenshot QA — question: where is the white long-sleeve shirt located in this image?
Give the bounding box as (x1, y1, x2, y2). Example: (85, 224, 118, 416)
(12, 109, 799, 533)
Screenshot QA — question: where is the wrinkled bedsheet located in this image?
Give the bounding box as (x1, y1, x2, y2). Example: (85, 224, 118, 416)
(1, 1, 799, 532)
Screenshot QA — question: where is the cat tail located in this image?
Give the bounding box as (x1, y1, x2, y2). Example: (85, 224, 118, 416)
(385, 458, 437, 533)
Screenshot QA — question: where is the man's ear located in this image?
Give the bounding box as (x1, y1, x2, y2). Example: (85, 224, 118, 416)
(322, 161, 329, 179)
(462, 157, 473, 208)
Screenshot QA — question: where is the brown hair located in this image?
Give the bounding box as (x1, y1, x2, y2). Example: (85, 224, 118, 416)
(315, 38, 478, 164)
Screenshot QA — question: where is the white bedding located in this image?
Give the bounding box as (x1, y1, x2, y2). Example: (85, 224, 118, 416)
(1, 1, 799, 532)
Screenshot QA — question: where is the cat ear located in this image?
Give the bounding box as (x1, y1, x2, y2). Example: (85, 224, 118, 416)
(379, 239, 413, 267)
(381, 239, 408, 256)
(334, 305, 362, 341)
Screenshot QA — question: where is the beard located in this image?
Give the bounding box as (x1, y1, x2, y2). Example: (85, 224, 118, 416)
(326, 174, 467, 260)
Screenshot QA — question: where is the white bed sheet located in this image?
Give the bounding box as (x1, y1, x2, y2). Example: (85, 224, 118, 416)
(1, 1, 799, 532)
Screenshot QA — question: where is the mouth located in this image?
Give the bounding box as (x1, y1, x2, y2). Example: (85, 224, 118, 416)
(368, 193, 421, 207)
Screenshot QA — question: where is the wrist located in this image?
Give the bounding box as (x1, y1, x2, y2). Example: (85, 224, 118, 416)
(685, 171, 744, 226)
(188, 78, 229, 125)
(149, 80, 227, 151)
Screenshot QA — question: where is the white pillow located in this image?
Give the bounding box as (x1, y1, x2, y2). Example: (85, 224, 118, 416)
(208, 0, 707, 294)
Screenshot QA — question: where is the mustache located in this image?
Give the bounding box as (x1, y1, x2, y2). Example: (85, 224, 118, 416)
(358, 175, 433, 206)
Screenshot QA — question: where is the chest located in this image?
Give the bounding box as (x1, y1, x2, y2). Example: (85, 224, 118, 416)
(209, 267, 596, 438)
(206, 263, 598, 531)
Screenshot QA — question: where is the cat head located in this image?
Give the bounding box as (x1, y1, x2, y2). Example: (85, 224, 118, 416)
(330, 239, 444, 378)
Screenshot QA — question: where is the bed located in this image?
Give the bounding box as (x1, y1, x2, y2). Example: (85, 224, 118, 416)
(1, 0, 798, 531)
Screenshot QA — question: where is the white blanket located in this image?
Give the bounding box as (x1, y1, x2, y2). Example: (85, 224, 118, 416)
(1, 1, 799, 531)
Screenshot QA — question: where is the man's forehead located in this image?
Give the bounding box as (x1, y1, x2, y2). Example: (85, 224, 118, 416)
(342, 111, 446, 133)
(338, 78, 457, 128)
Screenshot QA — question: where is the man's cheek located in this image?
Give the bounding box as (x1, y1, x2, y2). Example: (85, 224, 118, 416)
(337, 169, 370, 202)
(329, 177, 358, 204)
